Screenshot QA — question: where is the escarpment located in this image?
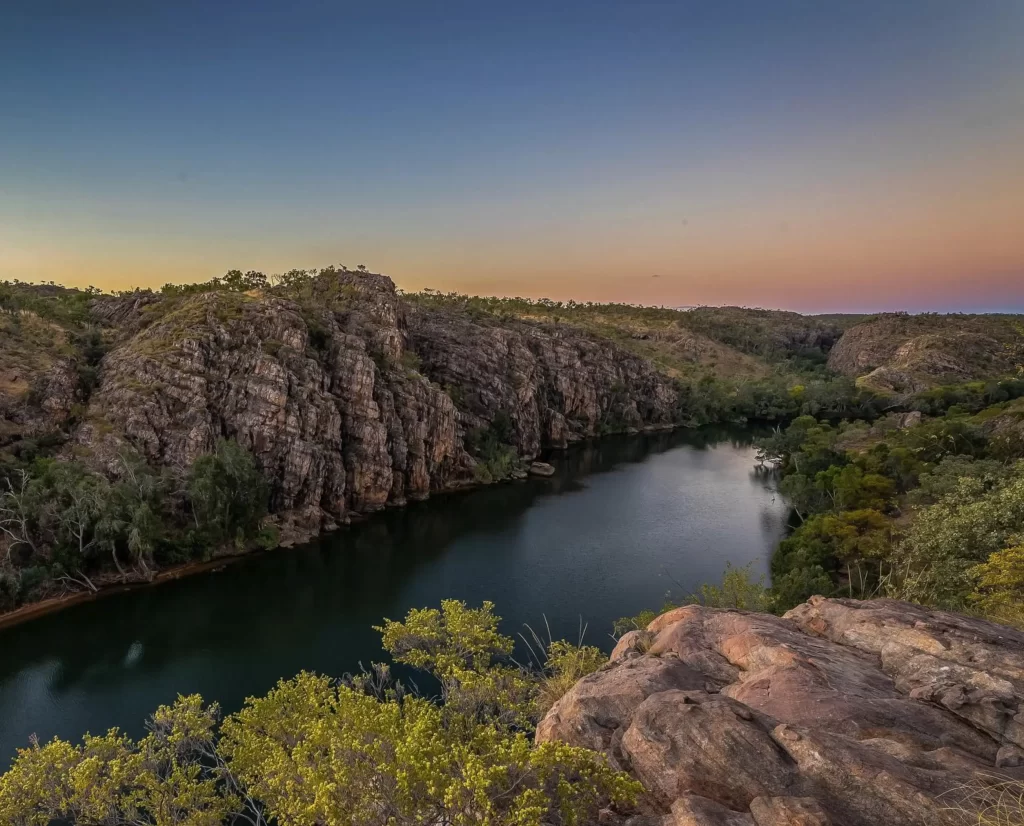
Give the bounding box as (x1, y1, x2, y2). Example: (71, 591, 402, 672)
(70, 271, 680, 534)
(538, 597, 1024, 826)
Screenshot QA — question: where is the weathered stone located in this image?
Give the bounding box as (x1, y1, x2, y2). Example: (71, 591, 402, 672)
(785, 596, 1024, 748)
(996, 744, 1024, 768)
(536, 655, 706, 756)
(621, 691, 796, 810)
(539, 599, 1024, 826)
(528, 461, 556, 477)
(670, 795, 754, 826)
(748, 796, 830, 826)
(611, 630, 654, 661)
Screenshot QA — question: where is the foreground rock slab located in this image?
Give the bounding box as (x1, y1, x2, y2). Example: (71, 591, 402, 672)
(538, 598, 1024, 826)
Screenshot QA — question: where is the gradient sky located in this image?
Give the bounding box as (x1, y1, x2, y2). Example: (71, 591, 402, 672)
(2, 1, 1023, 312)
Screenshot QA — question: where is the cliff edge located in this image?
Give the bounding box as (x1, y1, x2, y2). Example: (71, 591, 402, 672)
(537, 597, 1024, 826)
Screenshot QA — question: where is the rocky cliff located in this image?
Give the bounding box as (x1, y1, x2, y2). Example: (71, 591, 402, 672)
(67, 271, 679, 535)
(538, 597, 1024, 826)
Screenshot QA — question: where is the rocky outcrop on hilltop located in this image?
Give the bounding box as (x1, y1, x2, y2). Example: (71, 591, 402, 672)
(537, 597, 1024, 826)
(828, 313, 1024, 393)
(74, 271, 680, 534)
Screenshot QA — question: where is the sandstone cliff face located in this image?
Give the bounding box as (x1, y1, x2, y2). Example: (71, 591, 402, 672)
(75, 272, 681, 533)
(407, 306, 679, 454)
(537, 597, 1024, 826)
(828, 314, 1024, 393)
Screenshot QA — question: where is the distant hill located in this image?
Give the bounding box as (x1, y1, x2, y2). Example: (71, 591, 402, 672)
(828, 312, 1024, 393)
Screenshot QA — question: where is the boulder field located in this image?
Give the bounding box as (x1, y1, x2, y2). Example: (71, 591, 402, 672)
(537, 597, 1024, 826)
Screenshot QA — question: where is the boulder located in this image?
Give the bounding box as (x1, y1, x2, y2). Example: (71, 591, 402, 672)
(538, 598, 1024, 826)
(528, 461, 556, 477)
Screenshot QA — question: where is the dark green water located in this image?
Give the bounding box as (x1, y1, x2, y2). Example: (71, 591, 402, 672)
(0, 428, 787, 765)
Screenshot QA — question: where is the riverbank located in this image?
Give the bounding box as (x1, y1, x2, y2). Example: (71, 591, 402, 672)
(0, 427, 785, 763)
(0, 424, 691, 631)
(0, 554, 256, 632)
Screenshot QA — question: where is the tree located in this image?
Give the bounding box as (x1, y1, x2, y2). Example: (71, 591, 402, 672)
(0, 472, 39, 562)
(970, 542, 1024, 616)
(377, 599, 534, 727)
(187, 440, 269, 548)
(0, 696, 241, 826)
(813, 465, 894, 512)
(895, 464, 1024, 607)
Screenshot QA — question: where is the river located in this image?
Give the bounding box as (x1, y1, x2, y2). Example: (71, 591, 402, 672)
(0, 427, 788, 765)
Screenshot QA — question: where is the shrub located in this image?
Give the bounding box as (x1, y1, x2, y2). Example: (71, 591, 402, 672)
(689, 561, 772, 611)
(0, 603, 642, 826)
(969, 542, 1024, 617)
(894, 465, 1024, 607)
(534, 640, 605, 717)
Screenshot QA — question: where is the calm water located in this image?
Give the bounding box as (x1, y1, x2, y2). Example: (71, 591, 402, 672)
(0, 428, 787, 765)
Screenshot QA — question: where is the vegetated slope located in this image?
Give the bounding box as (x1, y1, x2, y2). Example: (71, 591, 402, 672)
(829, 312, 1024, 393)
(407, 292, 850, 379)
(541, 597, 1024, 826)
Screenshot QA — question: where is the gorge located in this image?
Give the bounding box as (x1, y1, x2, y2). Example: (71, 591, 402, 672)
(2, 269, 1024, 825)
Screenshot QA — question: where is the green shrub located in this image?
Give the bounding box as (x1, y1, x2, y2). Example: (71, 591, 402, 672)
(187, 439, 270, 549)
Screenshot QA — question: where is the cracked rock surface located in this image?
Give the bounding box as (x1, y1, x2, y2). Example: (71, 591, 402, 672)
(537, 597, 1024, 826)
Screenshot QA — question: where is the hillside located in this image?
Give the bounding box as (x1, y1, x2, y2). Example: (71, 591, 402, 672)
(407, 292, 850, 379)
(829, 312, 1024, 393)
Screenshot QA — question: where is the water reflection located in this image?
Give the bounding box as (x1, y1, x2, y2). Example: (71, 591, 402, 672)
(0, 426, 786, 764)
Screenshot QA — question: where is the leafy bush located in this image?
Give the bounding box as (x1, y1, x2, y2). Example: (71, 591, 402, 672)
(533, 639, 605, 717)
(970, 542, 1024, 617)
(892, 464, 1024, 608)
(0, 441, 269, 606)
(0, 603, 642, 826)
(467, 411, 520, 483)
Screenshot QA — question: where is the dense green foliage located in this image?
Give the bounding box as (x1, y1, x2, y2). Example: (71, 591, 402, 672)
(757, 384, 1024, 619)
(466, 411, 520, 482)
(0, 602, 636, 826)
(0, 281, 101, 328)
(0, 440, 272, 611)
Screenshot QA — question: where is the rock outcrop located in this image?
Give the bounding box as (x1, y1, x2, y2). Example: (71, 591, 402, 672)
(827, 313, 1024, 394)
(74, 271, 680, 534)
(537, 597, 1024, 826)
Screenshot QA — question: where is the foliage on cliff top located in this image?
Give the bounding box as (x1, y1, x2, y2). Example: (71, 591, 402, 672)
(405, 289, 855, 381)
(755, 390, 1024, 620)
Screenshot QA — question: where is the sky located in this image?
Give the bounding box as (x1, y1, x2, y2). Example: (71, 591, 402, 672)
(1, 1, 1023, 313)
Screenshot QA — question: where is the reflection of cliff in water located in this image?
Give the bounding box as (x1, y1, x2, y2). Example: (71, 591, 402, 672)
(1, 427, 767, 689)
(0, 425, 788, 762)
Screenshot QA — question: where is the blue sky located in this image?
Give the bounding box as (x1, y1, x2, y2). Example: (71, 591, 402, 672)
(2, 1, 1022, 311)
